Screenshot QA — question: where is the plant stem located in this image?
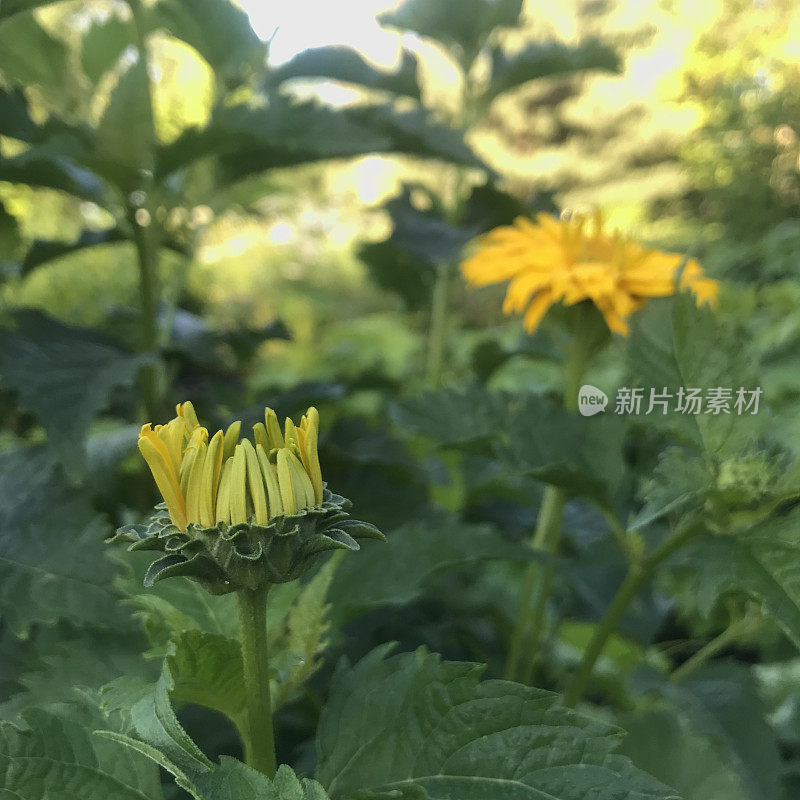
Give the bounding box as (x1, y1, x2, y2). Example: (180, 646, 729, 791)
(237, 586, 277, 778)
(127, 0, 164, 421)
(505, 485, 565, 680)
(505, 321, 589, 682)
(669, 617, 751, 683)
(564, 521, 700, 706)
(425, 261, 451, 388)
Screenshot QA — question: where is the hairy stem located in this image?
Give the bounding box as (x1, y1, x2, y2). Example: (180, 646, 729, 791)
(237, 586, 277, 778)
(564, 521, 700, 706)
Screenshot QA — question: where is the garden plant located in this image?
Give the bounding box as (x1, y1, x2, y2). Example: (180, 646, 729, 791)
(2, 1, 800, 799)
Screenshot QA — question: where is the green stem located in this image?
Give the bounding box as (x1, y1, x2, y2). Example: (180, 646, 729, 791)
(505, 485, 565, 680)
(669, 617, 751, 684)
(564, 521, 700, 706)
(126, 0, 164, 421)
(237, 586, 277, 778)
(425, 262, 451, 388)
(505, 322, 589, 682)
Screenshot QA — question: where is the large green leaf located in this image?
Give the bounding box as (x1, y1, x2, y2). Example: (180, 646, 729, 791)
(486, 38, 620, 102)
(0, 702, 163, 800)
(158, 99, 484, 181)
(328, 514, 535, 609)
(271, 46, 421, 100)
(0, 12, 68, 89)
(0, 445, 124, 636)
(380, 0, 523, 68)
(628, 295, 763, 457)
(0, 147, 105, 200)
(316, 646, 679, 799)
(634, 663, 783, 800)
(0, 309, 146, 475)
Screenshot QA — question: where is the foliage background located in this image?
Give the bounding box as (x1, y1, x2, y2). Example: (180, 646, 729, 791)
(2, 1, 800, 799)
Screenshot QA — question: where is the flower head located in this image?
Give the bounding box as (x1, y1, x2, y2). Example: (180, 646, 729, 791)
(138, 401, 324, 534)
(461, 212, 718, 335)
(120, 401, 383, 591)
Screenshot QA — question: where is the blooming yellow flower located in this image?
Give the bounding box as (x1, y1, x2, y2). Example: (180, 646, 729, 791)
(461, 212, 718, 335)
(138, 401, 324, 533)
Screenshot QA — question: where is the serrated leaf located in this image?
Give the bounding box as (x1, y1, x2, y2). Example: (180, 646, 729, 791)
(166, 630, 247, 730)
(0, 444, 124, 636)
(328, 514, 535, 610)
(628, 295, 763, 457)
(486, 38, 620, 102)
(380, 0, 523, 67)
(316, 646, 679, 799)
(271, 46, 421, 100)
(0, 309, 146, 476)
(675, 507, 800, 647)
(0, 703, 163, 800)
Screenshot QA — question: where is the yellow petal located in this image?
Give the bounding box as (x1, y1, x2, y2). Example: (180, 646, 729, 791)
(276, 448, 296, 515)
(284, 418, 298, 449)
(184, 440, 207, 526)
(216, 458, 233, 524)
(252, 422, 269, 452)
(222, 420, 241, 462)
(138, 426, 187, 532)
(286, 448, 315, 510)
(176, 401, 199, 430)
(265, 408, 284, 449)
(302, 420, 323, 504)
(156, 417, 188, 476)
(229, 444, 248, 525)
(241, 439, 269, 525)
(256, 443, 283, 517)
(198, 430, 223, 527)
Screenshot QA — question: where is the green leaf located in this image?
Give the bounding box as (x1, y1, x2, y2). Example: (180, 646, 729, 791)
(0, 0, 62, 20)
(393, 388, 626, 506)
(0, 309, 146, 476)
(271, 555, 339, 707)
(328, 514, 535, 609)
(271, 46, 421, 100)
(150, 0, 265, 79)
(486, 38, 620, 102)
(634, 663, 783, 800)
(166, 630, 246, 730)
(618, 708, 749, 800)
(0, 85, 40, 140)
(380, 0, 523, 68)
(0, 12, 68, 89)
(0, 444, 124, 636)
(0, 703, 163, 800)
(677, 507, 800, 647)
(316, 646, 679, 799)
(0, 624, 153, 718)
(0, 146, 105, 200)
(628, 295, 763, 457)
(81, 12, 132, 84)
(102, 660, 213, 777)
(94, 60, 153, 189)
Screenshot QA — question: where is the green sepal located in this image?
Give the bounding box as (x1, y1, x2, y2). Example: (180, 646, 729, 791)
(110, 488, 385, 593)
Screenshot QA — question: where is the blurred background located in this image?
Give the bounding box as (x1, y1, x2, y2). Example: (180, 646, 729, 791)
(3, 0, 799, 400)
